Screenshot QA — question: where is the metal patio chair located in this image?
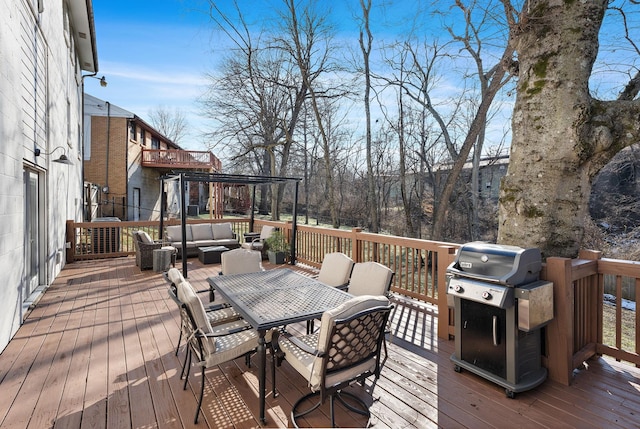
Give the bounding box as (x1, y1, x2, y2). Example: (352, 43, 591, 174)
(347, 261, 394, 297)
(165, 268, 242, 355)
(278, 295, 393, 428)
(241, 225, 276, 258)
(178, 280, 273, 424)
(307, 252, 355, 333)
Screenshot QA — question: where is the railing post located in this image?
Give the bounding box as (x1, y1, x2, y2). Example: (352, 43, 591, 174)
(542, 257, 574, 385)
(578, 249, 603, 347)
(66, 220, 76, 263)
(352, 228, 363, 263)
(437, 246, 457, 340)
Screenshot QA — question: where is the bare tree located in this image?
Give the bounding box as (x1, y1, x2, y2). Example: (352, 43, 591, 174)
(201, 1, 310, 219)
(358, 0, 380, 233)
(498, 0, 640, 258)
(280, 0, 347, 228)
(148, 105, 189, 144)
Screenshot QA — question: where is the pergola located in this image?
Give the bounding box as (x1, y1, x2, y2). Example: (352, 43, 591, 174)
(159, 171, 302, 277)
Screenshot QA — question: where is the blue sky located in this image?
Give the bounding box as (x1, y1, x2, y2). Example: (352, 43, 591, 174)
(85, 0, 441, 150)
(85, 1, 639, 154)
(87, 0, 217, 149)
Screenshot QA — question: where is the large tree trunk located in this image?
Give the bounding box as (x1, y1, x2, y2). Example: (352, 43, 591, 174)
(498, 0, 640, 258)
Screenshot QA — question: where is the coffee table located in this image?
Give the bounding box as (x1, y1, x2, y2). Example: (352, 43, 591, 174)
(197, 246, 229, 264)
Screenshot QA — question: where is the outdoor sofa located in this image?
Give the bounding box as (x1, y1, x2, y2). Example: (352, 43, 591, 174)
(164, 222, 240, 258)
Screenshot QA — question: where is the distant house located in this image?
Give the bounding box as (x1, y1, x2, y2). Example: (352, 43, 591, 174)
(434, 154, 509, 201)
(0, 0, 98, 352)
(83, 94, 222, 221)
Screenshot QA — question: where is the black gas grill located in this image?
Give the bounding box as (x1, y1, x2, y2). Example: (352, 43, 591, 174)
(446, 242, 554, 397)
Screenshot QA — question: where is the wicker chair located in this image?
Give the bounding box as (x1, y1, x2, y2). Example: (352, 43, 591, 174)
(278, 295, 393, 428)
(133, 230, 163, 270)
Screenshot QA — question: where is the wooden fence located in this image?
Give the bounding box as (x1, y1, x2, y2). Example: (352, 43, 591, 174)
(65, 218, 639, 385)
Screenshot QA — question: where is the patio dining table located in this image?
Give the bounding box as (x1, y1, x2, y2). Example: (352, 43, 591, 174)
(207, 269, 353, 424)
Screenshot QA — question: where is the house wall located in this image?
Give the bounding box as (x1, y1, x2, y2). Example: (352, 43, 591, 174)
(84, 97, 183, 222)
(127, 133, 163, 221)
(0, 0, 90, 352)
(85, 115, 129, 218)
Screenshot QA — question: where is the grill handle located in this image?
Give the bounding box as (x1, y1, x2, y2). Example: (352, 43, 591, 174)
(492, 315, 500, 346)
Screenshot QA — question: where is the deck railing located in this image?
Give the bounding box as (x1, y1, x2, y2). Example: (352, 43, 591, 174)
(65, 218, 638, 385)
(141, 149, 222, 170)
(65, 218, 251, 261)
(283, 222, 459, 338)
(542, 250, 640, 385)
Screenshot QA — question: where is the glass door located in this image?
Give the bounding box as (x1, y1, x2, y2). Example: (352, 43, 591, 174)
(24, 169, 41, 298)
(133, 187, 140, 221)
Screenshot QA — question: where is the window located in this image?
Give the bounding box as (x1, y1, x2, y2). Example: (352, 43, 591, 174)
(140, 129, 146, 145)
(129, 122, 137, 141)
(151, 136, 160, 149)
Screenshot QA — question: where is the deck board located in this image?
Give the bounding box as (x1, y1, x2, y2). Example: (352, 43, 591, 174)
(0, 257, 639, 428)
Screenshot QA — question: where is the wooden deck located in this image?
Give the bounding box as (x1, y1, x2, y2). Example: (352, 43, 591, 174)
(1, 257, 639, 428)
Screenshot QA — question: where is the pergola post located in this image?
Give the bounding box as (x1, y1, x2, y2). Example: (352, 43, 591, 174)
(250, 185, 256, 232)
(290, 181, 299, 265)
(180, 173, 188, 278)
(159, 178, 165, 240)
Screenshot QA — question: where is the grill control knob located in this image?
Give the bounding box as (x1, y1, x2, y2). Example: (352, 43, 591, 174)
(454, 284, 464, 293)
(482, 291, 492, 300)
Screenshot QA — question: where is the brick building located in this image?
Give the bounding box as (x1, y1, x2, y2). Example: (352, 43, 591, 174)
(83, 94, 220, 221)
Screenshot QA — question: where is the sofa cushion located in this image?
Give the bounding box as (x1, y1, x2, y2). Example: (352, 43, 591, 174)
(191, 223, 214, 241)
(212, 223, 234, 240)
(166, 225, 192, 242)
(138, 231, 154, 244)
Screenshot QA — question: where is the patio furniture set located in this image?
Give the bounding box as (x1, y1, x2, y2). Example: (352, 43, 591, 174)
(134, 224, 275, 272)
(163, 250, 395, 426)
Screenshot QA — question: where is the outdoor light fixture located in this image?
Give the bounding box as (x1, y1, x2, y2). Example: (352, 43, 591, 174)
(34, 145, 73, 165)
(82, 73, 108, 87)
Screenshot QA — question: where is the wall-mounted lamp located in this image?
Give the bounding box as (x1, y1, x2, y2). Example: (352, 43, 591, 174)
(34, 145, 73, 165)
(83, 74, 108, 87)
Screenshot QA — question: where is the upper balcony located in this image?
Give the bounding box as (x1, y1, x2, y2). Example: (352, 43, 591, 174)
(141, 148, 222, 171)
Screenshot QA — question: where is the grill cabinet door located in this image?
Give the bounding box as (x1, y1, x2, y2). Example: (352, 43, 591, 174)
(460, 299, 507, 379)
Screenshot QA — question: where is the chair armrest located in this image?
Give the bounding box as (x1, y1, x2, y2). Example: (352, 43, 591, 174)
(138, 241, 163, 251)
(199, 325, 252, 338)
(288, 335, 323, 356)
(204, 302, 231, 312)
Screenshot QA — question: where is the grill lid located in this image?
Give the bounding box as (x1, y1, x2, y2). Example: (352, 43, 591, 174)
(447, 242, 542, 286)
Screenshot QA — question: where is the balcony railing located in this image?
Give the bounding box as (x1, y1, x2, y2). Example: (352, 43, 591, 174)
(141, 149, 222, 171)
(64, 218, 640, 386)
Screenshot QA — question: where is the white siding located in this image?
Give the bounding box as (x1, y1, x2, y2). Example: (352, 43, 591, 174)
(0, 0, 94, 352)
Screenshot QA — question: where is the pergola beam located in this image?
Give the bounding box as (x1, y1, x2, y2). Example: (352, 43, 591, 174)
(159, 171, 302, 278)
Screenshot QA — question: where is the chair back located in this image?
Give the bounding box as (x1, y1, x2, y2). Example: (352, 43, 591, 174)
(314, 295, 392, 392)
(348, 262, 394, 296)
(221, 248, 262, 275)
(259, 225, 276, 241)
(179, 280, 217, 357)
(317, 252, 354, 287)
(165, 267, 184, 287)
